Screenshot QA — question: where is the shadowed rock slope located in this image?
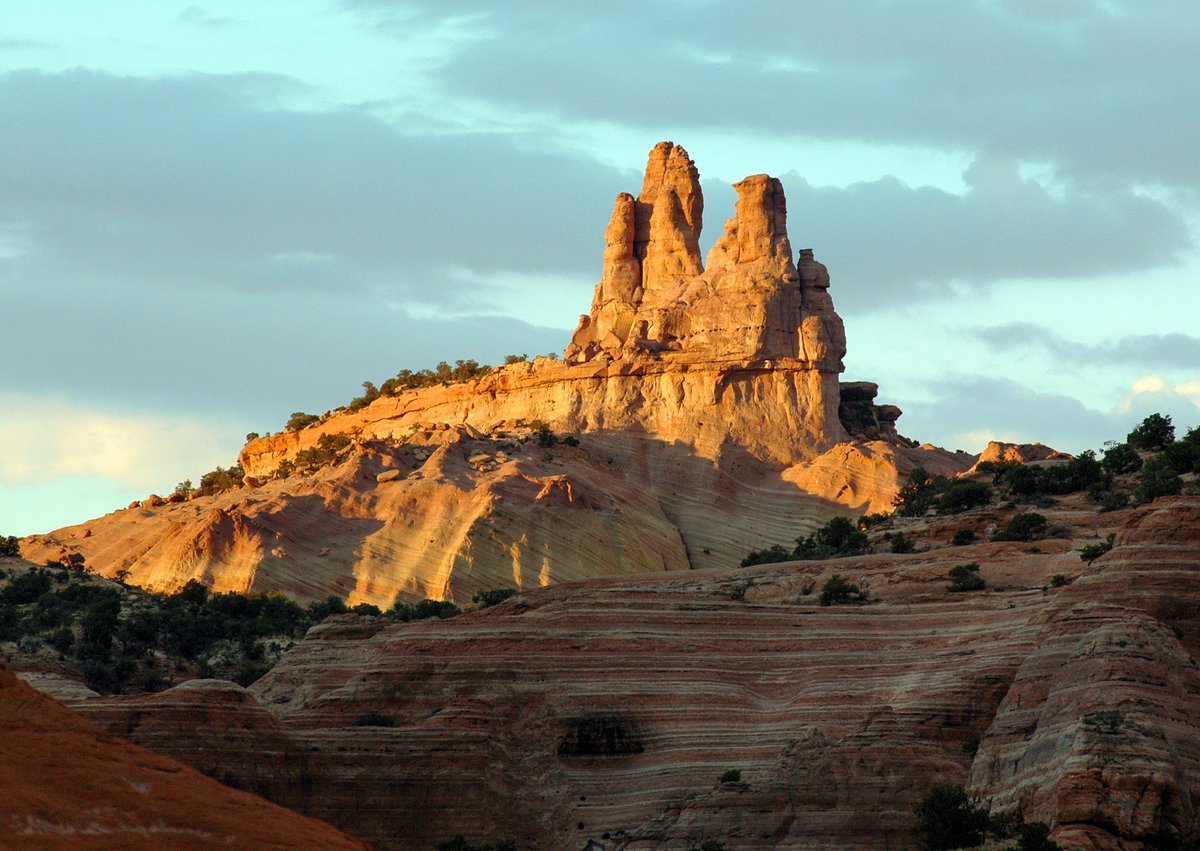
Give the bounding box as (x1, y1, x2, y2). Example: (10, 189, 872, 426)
(0, 665, 370, 850)
(68, 496, 1200, 849)
(21, 142, 969, 607)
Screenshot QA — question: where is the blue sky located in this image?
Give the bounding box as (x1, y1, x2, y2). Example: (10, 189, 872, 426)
(2, 0, 1199, 534)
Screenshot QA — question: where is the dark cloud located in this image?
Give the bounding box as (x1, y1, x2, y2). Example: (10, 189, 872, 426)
(0, 274, 567, 427)
(353, 0, 1200, 192)
(786, 161, 1187, 311)
(0, 69, 624, 305)
(976, 324, 1200, 368)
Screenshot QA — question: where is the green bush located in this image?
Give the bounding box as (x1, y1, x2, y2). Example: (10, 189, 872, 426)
(740, 516, 869, 566)
(1133, 455, 1183, 504)
(718, 768, 742, 784)
(1101, 441, 1142, 475)
(893, 468, 947, 516)
(390, 599, 462, 622)
(951, 528, 977, 546)
(472, 588, 516, 609)
(1015, 820, 1063, 851)
(820, 574, 867, 606)
(435, 836, 516, 851)
(1127, 412, 1175, 451)
(353, 710, 396, 727)
(1079, 533, 1115, 565)
(196, 464, 244, 496)
(285, 411, 320, 432)
(889, 533, 917, 554)
(992, 512, 1048, 542)
(0, 536, 19, 557)
(935, 480, 991, 513)
(947, 563, 986, 593)
(2, 569, 52, 604)
(914, 784, 989, 850)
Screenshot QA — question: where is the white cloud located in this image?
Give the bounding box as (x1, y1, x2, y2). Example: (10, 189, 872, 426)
(0, 394, 243, 489)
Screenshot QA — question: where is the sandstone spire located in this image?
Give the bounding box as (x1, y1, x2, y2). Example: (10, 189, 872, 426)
(706, 174, 792, 271)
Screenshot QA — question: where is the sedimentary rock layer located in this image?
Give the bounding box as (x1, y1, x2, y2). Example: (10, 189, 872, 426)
(0, 665, 368, 850)
(70, 497, 1200, 850)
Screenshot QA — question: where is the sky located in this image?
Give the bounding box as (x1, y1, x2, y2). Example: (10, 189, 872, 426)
(2, 0, 1199, 535)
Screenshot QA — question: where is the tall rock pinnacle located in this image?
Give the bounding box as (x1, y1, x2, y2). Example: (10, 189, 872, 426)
(565, 141, 845, 370)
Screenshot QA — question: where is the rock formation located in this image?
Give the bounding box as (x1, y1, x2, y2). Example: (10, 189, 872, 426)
(21, 142, 971, 606)
(65, 495, 1200, 849)
(0, 664, 368, 849)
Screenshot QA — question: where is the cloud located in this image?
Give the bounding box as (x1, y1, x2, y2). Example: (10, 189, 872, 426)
(0, 69, 624, 304)
(0, 394, 243, 488)
(785, 160, 1188, 310)
(178, 6, 234, 28)
(976, 324, 1200, 368)
(375, 0, 1200, 192)
(898, 373, 1200, 454)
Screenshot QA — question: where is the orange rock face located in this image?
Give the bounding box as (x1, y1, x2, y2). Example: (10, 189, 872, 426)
(0, 665, 368, 850)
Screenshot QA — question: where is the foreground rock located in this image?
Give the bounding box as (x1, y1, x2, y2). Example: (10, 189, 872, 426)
(0, 665, 369, 850)
(69, 496, 1200, 849)
(21, 142, 969, 606)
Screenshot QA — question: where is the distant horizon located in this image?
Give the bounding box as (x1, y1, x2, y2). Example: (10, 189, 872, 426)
(3, 1, 1198, 535)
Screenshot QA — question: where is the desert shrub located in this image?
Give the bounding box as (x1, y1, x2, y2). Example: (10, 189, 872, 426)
(353, 710, 396, 727)
(1133, 455, 1183, 504)
(472, 588, 516, 609)
(894, 468, 949, 516)
(435, 836, 517, 851)
(740, 516, 868, 566)
(820, 574, 867, 606)
(562, 434, 580, 447)
(860, 512, 891, 528)
(196, 464, 244, 496)
(689, 842, 728, 851)
(947, 563, 986, 593)
(347, 380, 381, 412)
(285, 411, 320, 432)
(992, 512, 1048, 542)
(935, 480, 991, 513)
(350, 603, 382, 617)
(307, 595, 348, 621)
(1079, 533, 1115, 565)
(1128, 412, 1175, 451)
(503, 353, 528, 364)
(413, 599, 461, 620)
(1049, 574, 1072, 587)
(740, 544, 793, 567)
(914, 784, 989, 850)
(1101, 441, 1142, 475)
(0, 535, 20, 557)
(530, 419, 558, 447)
(1015, 821, 1063, 851)
(889, 533, 917, 554)
(718, 769, 742, 783)
(951, 528, 977, 546)
(2, 569, 52, 605)
(376, 359, 493, 398)
(1083, 709, 1126, 732)
(813, 516, 869, 555)
(1098, 490, 1129, 512)
(391, 599, 462, 622)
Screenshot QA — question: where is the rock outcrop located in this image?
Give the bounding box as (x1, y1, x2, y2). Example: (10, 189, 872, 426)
(22, 142, 971, 606)
(0, 665, 368, 849)
(70, 497, 1200, 849)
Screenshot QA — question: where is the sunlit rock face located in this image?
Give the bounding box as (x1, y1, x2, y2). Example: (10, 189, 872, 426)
(22, 142, 970, 607)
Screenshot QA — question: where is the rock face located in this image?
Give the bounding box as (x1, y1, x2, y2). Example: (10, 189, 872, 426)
(22, 142, 971, 606)
(61, 496, 1200, 850)
(0, 665, 368, 850)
